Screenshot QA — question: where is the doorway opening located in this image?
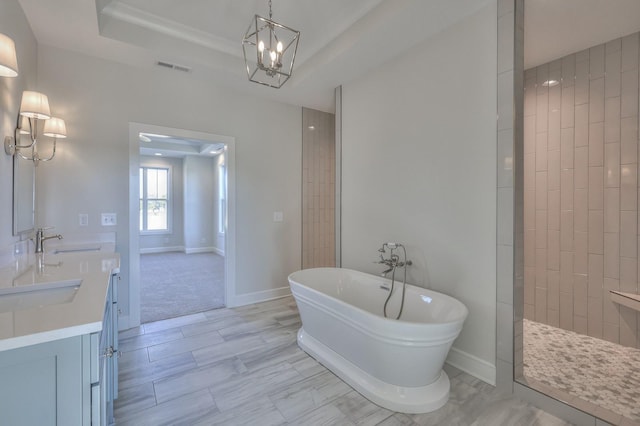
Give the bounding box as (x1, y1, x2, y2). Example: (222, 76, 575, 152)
(139, 251, 224, 323)
(128, 123, 236, 327)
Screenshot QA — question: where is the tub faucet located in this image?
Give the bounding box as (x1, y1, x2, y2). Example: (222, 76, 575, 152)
(35, 227, 63, 254)
(380, 266, 395, 277)
(376, 242, 412, 277)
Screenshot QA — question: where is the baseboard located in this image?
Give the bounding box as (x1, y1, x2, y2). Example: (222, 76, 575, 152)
(445, 346, 496, 386)
(227, 286, 291, 308)
(212, 247, 225, 256)
(139, 246, 184, 254)
(184, 246, 215, 254)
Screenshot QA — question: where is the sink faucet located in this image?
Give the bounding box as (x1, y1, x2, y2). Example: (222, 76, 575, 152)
(35, 227, 63, 254)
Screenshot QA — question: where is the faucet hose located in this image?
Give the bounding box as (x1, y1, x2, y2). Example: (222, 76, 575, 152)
(382, 245, 408, 320)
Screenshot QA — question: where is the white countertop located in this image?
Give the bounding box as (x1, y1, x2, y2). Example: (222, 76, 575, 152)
(0, 250, 120, 352)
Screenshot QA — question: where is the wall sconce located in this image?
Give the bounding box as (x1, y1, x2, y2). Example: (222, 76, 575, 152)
(4, 90, 68, 165)
(0, 33, 19, 77)
(33, 117, 67, 164)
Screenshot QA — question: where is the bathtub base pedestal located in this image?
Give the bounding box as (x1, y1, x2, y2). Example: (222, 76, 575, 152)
(297, 328, 450, 414)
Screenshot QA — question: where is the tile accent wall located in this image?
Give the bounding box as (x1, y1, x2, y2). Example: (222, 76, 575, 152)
(302, 108, 336, 269)
(523, 32, 640, 349)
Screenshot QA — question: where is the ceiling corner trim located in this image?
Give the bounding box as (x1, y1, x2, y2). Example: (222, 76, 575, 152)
(99, 1, 239, 57)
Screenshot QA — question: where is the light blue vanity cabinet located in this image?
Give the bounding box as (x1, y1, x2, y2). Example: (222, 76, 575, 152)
(95, 271, 119, 425)
(0, 271, 119, 425)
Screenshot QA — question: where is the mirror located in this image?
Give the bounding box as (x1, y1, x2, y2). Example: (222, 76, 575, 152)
(12, 152, 35, 235)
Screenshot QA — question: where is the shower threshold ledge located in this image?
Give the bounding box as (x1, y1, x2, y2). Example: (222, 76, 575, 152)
(609, 290, 640, 312)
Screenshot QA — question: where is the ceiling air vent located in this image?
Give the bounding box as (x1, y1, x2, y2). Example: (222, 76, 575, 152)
(156, 61, 192, 73)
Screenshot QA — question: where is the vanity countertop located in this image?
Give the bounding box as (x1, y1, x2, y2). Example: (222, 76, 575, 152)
(0, 250, 120, 352)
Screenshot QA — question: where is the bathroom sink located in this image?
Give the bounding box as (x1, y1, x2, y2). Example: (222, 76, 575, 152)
(48, 242, 115, 254)
(0, 278, 82, 296)
(51, 246, 102, 254)
(0, 279, 82, 313)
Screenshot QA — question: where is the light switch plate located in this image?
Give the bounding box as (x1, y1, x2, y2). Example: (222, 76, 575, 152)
(101, 213, 117, 226)
(79, 213, 88, 227)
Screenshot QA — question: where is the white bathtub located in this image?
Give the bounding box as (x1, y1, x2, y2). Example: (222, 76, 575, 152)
(288, 267, 468, 413)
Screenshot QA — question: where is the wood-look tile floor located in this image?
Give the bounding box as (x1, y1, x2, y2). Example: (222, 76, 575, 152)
(115, 297, 571, 425)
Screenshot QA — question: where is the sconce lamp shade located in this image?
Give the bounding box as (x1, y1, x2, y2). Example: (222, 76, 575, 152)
(43, 117, 67, 138)
(18, 116, 30, 134)
(0, 33, 18, 77)
(6, 89, 67, 164)
(20, 91, 51, 120)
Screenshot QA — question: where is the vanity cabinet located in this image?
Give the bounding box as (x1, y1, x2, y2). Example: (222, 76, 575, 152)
(0, 335, 86, 425)
(95, 271, 119, 425)
(0, 272, 119, 425)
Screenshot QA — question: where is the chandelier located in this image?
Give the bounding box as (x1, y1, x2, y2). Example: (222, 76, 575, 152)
(242, 0, 300, 88)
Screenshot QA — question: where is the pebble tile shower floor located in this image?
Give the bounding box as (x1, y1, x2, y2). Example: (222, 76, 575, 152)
(524, 319, 640, 424)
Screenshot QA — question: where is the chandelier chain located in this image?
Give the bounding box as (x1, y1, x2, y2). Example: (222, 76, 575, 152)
(269, 0, 272, 19)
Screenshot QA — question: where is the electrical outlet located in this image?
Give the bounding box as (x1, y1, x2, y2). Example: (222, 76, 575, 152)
(79, 213, 88, 227)
(273, 211, 283, 222)
(101, 213, 117, 226)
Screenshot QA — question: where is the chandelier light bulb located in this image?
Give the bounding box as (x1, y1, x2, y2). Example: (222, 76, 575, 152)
(258, 40, 264, 52)
(277, 41, 283, 53)
(270, 50, 277, 62)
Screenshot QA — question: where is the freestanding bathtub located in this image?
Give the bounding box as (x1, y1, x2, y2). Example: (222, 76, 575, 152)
(288, 267, 468, 413)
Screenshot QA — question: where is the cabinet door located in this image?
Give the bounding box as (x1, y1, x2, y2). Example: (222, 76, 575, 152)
(96, 272, 120, 425)
(111, 272, 119, 400)
(102, 292, 113, 399)
(0, 336, 84, 426)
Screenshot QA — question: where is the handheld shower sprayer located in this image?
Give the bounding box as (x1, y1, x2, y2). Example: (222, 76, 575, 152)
(379, 242, 400, 253)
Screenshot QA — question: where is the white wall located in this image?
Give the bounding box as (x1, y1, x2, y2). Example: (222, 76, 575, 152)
(0, 0, 38, 251)
(341, 3, 498, 377)
(35, 45, 301, 320)
(183, 155, 215, 252)
(139, 155, 184, 252)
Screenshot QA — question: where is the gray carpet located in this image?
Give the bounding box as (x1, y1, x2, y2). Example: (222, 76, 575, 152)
(140, 252, 225, 324)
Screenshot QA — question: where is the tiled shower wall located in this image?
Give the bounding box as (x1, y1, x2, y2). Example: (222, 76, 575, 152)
(524, 32, 640, 348)
(302, 108, 336, 268)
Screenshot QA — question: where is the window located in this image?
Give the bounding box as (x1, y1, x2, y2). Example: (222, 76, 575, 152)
(140, 167, 170, 232)
(218, 160, 226, 235)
